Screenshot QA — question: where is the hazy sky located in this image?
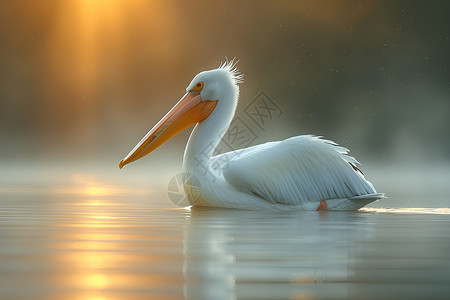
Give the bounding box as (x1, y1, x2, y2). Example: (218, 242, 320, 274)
(1, 0, 449, 169)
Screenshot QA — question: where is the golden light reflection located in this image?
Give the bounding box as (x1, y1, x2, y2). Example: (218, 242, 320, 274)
(87, 297, 107, 300)
(86, 186, 111, 196)
(57, 175, 177, 295)
(73, 173, 117, 196)
(67, 252, 119, 269)
(64, 206, 125, 293)
(59, 172, 126, 293)
(90, 215, 117, 220)
(62, 173, 151, 197)
(84, 273, 109, 289)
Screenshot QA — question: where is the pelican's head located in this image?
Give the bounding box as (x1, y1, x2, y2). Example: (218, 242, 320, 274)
(119, 61, 242, 169)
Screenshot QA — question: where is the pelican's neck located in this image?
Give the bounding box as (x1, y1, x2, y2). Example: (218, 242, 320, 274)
(182, 94, 236, 179)
(182, 114, 228, 180)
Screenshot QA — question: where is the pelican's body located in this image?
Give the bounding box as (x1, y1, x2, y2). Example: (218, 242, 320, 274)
(120, 62, 384, 210)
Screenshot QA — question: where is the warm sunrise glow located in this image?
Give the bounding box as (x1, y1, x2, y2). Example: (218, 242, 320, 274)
(44, 0, 176, 94)
(39, 0, 178, 145)
(46, 0, 126, 91)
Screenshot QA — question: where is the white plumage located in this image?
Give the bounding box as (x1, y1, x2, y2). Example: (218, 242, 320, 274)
(120, 61, 385, 210)
(220, 135, 375, 204)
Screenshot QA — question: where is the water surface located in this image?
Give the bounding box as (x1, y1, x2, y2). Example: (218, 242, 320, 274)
(1, 192, 449, 300)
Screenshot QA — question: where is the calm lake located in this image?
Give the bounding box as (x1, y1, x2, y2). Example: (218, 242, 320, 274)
(1, 188, 450, 300)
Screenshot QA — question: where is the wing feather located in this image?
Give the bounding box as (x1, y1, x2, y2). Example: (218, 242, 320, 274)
(220, 135, 376, 205)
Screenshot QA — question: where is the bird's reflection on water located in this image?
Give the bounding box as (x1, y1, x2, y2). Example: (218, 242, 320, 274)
(1, 192, 450, 300)
(184, 207, 371, 300)
(183, 207, 450, 300)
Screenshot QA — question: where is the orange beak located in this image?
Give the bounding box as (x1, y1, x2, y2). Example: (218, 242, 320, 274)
(119, 93, 217, 169)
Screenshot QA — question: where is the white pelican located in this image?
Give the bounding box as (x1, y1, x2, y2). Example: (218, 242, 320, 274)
(119, 61, 384, 210)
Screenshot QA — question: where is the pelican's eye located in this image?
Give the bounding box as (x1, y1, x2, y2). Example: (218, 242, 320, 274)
(190, 82, 204, 93)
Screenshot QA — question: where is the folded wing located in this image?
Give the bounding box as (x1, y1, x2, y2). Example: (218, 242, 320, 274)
(218, 135, 376, 205)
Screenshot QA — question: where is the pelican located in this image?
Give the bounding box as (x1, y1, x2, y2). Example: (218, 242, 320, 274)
(119, 61, 384, 210)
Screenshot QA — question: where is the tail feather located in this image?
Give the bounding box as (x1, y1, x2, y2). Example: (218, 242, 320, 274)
(324, 193, 386, 210)
(350, 193, 386, 201)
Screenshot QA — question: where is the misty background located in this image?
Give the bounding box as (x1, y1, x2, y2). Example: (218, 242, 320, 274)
(1, 1, 449, 207)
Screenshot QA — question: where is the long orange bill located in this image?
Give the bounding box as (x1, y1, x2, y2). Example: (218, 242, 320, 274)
(119, 93, 217, 169)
